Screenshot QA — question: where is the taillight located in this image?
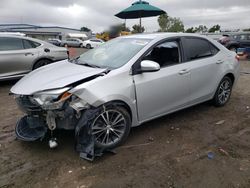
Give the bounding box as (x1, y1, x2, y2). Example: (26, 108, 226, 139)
(235, 55, 240, 61)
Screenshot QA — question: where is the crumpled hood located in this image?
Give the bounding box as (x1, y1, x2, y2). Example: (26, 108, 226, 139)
(11, 60, 106, 95)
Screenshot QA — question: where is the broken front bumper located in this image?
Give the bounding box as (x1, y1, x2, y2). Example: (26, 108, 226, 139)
(15, 95, 78, 141)
(15, 116, 47, 141)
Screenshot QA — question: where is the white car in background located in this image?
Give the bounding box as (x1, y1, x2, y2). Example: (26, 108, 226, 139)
(82, 39, 105, 49)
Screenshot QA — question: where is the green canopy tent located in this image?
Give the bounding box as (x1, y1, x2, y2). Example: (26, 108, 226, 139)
(115, 0, 166, 32)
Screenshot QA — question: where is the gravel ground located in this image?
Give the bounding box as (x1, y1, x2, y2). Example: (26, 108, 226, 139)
(0, 59, 250, 188)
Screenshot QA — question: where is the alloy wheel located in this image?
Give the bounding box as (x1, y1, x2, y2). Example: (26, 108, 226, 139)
(218, 79, 231, 104)
(92, 110, 126, 147)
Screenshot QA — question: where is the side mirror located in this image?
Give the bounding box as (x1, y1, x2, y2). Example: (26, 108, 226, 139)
(140, 60, 160, 73)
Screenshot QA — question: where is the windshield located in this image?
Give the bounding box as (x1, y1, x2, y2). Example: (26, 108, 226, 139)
(78, 38, 151, 69)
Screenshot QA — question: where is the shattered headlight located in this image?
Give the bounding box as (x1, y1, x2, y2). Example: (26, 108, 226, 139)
(33, 88, 72, 110)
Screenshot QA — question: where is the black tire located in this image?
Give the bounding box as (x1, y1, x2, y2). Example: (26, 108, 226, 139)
(91, 104, 131, 150)
(86, 44, 91, 49)
(33, 59, 52, 70)
(212, 76, 233, 107)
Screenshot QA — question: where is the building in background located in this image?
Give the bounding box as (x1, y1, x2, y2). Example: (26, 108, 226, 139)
(0, 24, 90, 41)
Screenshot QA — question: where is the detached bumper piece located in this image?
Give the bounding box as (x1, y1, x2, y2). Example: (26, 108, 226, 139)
(75, 107, 117, 161)
(15, 116, 47, 141)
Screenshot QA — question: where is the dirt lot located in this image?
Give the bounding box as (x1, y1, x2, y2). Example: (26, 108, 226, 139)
(1, 60, 250, 188)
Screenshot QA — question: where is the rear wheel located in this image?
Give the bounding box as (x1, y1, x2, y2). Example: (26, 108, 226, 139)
(92, 105, 131, 150)
(86, 44, 91, 49)
(33, 59, 52, 70)
(212, 76, 233, 107)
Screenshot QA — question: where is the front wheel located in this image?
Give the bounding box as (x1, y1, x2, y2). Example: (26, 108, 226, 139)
(212, 76, 233, 107)
(86, 44, 91, 49)
(92, 105, 131, 150)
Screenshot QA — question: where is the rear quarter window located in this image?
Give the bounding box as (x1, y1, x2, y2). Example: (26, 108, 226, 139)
(23, 39, 41, 49)
(184, 37, 218, 61)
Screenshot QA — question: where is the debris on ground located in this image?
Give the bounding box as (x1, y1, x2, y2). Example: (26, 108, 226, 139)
(218, 147, 230, 156)
(68, 170, 73, 173)
(148, 136, 154, 142)
(215, 120, 225, 125)
(207, 151, 215, 159)
(119, 142, 152, 149)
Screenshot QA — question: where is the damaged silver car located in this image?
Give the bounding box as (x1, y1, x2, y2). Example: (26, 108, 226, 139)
(11, 33, 240, 160)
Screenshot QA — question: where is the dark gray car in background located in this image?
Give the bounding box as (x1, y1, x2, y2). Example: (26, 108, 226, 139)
(218, 33, 250, 51)
(0, 34, 68, 80)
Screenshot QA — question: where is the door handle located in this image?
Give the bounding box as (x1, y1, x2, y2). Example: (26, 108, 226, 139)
(216, 60, 224, 64)
(25, 52, 34, 56)
(179, 69, 190, 75)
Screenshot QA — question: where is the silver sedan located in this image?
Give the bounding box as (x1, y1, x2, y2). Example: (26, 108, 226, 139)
(0, 34, 68, 80)
(11, 33, 240, 159)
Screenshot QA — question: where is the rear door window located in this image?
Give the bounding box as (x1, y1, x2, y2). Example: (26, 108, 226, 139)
(22, 39, 40, 49)
(0, 37, 24, 51)
(183, 37, 216, 61)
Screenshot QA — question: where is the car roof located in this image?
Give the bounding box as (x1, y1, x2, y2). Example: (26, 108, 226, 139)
(121, 32, 210, 40)
(0, 34, 58, 47)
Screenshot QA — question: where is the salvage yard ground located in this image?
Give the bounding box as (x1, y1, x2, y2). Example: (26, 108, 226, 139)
(1, 56, 250, 187)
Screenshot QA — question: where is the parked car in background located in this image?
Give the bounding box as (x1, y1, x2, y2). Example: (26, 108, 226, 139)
(0, 34, 68, 81)
(237, 47, 250, 60)
(47, 38, 62, 47)
(218, 33, 250, 51)
(82, 38, 105, 49)
(11, 33, 240, 160)
(61, 38, 84, 48)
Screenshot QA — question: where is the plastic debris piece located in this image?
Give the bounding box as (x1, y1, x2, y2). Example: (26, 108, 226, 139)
(148, 136, 154, 142)
(49, 138, 58, 149)
(68, 170, 72, 173)
(207, 152, 215, 159)
(218, 148, 230, 156)
(215, 120, 225, 125)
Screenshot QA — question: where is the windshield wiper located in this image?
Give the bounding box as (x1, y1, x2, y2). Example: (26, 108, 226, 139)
(69, 56, 80, 63)
(80, 63, 101, 68)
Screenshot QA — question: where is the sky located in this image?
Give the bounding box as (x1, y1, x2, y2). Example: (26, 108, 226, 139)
(0, 0, 249, 32)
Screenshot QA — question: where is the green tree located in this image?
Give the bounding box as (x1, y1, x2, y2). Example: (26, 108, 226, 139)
(132, 24, 145, 33)
(194, 25, 208, 33)
(185, 27, 195, 33)
(158, 14, 184, 32)
(167, 17, 184, 32)
(80, 26, 91, 32)
(158, 13, 170, 32)
(208, 24, 221, 33)
(243, 28, 250, 31)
